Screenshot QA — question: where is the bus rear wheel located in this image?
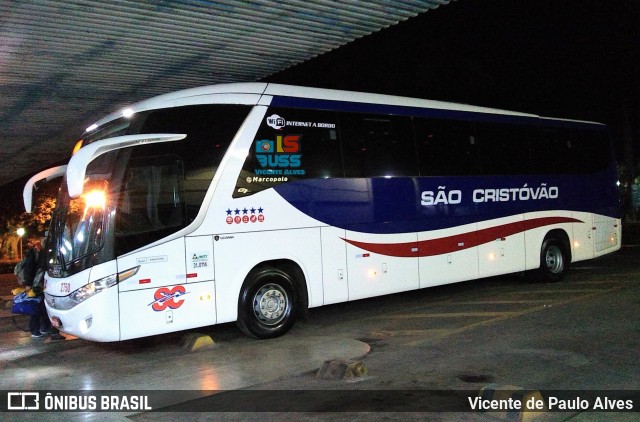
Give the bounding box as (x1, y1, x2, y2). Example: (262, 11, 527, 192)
(537, 236, 569, 282)
(237, 267, 298, 339)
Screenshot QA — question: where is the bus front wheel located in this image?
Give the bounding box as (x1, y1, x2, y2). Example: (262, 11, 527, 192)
(537, 236, 569, 282)
(237, 267, 298, 339)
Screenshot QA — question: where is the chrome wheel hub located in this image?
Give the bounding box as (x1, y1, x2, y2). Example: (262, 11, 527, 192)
(545, 245, 564, 274)
(253, 283, 288, 325)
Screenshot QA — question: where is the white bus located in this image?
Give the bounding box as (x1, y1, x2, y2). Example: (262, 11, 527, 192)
(24, 83, 621, 341)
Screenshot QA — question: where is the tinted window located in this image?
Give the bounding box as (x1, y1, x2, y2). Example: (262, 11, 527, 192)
(114, 155, 185, 255)
(138, 105, 250, 216)
(83, 118, 131, 145)
(340, 113, 417, 177)
(108, 104, 249, 256)
(529, 127, 572, 174)
(475, 122, 531, 175)
(570, 128, 610, 173)
(235, 108, 341, 197)
(415, 118, 478, 176)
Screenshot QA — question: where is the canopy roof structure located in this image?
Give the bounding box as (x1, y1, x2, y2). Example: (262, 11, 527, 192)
(0, 0, 452, 186)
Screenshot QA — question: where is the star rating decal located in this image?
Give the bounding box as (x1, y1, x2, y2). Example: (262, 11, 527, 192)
(225, 206, 266, 225)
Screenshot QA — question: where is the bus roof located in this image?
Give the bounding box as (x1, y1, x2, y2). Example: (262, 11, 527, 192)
(87, 82, 605, 133)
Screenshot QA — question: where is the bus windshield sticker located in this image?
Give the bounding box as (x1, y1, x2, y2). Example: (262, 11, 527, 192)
(266, 114, 336, 130)
(254, 134, 305, 176)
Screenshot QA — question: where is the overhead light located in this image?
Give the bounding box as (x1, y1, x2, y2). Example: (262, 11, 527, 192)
(122, 108, 134, 118)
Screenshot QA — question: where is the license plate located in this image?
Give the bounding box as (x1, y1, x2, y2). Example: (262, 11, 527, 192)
(51, 317, 61, 329)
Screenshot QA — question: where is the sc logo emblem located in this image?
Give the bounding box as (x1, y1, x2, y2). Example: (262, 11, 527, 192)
(149, 286, 188, 311)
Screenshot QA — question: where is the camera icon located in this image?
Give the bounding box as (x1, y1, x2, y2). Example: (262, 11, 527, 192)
(256, 140, 274, 153)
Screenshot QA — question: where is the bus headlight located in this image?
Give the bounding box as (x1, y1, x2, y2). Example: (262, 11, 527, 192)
(68, 266, 140, 306)
(70, 274, 118, 304)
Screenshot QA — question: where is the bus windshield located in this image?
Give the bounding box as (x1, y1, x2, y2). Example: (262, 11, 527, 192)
(48, 150, 118, 275)
(57, 181, 108, 267)
(48, 147, 184, 275)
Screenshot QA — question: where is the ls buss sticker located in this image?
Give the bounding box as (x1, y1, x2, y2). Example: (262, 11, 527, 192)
(255, 135, 304, 175)
(148, 285, 189, 311)
(225, 207, 265, 224)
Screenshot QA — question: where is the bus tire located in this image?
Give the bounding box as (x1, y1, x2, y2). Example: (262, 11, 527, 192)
(536, 236, 569, 282)
(237, 267, 298, 339)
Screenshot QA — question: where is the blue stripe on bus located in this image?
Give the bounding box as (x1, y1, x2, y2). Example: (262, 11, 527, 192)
(272, 173, 620, 234)
(269, 96, 607, 130)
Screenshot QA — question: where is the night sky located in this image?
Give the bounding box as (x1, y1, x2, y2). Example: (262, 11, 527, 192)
(266, 0, 640, 166)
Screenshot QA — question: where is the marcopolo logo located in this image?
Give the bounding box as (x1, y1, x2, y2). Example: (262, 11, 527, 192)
(266, 114, 286, 130)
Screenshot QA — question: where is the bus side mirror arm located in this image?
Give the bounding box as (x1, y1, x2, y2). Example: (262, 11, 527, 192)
(23, 165, 68, 213)
(66, 133, 187, 198)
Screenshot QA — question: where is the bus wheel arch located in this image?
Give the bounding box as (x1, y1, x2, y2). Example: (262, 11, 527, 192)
(535, 229, 571, 282)
(236, 259, 308, 339)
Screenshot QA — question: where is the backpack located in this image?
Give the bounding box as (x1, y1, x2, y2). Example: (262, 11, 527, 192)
(32, 268, 45, 295)
(13, 257, 28, 286)
(14, 248, 37, 287)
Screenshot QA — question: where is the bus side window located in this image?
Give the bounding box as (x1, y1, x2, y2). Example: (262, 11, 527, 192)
(475, 122, 531, 175)
(138, 105, 250, 220)
(570, 128, 610, 173)
(415, 118, 477, 176)
(114, 155, 185, 255)
(340, 113, 417, 178)
(529, 128, 572, 175)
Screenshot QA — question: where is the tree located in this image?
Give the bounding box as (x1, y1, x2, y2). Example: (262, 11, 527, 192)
(0, 179, 59, 261)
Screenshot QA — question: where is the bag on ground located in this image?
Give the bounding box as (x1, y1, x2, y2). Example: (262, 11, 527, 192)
(11, 291, 41, 316)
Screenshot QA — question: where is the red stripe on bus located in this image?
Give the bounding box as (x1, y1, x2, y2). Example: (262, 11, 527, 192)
(342, 217, 582, 257)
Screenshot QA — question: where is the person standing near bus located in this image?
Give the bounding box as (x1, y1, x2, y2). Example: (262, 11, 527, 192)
(29, 237, 65, 340)
(40, 236, 65, 340)
(22, 239, 50, 338)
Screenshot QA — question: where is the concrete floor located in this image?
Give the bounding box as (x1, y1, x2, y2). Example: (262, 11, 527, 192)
(1, 246, 639, 421)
